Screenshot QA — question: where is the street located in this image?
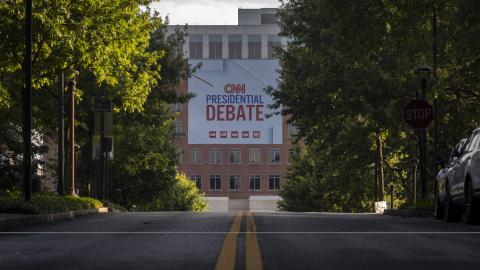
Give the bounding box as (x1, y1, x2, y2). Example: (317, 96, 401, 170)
(1, 212, 480, 270)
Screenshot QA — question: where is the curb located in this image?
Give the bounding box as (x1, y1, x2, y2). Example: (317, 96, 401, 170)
(0, 207, 109, 231)
(383, 209, 434, 217)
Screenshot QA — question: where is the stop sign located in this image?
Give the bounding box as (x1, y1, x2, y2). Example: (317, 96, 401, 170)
(404, 100, 433, 129)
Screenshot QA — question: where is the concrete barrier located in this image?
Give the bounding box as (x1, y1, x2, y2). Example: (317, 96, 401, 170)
(229, 199, 249, 212)
(248, 196, 280, 212)
(204, 197, 229, 212)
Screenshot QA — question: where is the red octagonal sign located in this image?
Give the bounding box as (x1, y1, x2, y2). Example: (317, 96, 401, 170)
(404, 100, 433, 129)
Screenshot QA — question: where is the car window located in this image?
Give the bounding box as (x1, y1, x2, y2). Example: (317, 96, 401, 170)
(452, 138, 467, 160)
(465, 133, 480, 153)
(468, 133, 480, 152)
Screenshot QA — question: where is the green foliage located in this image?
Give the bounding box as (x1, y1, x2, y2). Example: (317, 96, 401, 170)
(137, 173, 208, 212)
(0, 0, 166, 190)
(0, 192, 103, 214)
(0, 0, 197, 214)
(273, 0, 480, 212)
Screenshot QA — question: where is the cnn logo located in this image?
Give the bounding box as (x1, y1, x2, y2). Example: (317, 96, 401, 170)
(224, 84, 246, 94)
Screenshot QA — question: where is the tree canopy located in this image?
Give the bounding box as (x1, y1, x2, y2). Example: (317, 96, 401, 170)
(0, 1, 206, 211)
(272, 0, 480, 211)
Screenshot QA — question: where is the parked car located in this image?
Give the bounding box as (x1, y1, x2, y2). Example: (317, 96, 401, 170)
(435, 128, 480, 223)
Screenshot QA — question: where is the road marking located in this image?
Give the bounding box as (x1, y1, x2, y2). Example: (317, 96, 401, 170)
(245, 212, 263, 270)
(1, 231, 480, 235)
(214, 211, 243, 270)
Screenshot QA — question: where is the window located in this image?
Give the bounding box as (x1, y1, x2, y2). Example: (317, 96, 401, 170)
(190, 148, 202, 164)
(170, 103, 182, 112)
(209, 148, 222, 164)
(228, 35, 242, 59)
(174, 121, 184, 137)
(269, 175, 280, 190)
(229, 175, 241, 191)
(177, 148, 183, 164)
(189, 175, 202, 189)
(267, 35, 281, 59)
(288, 123, 298, 137)
(288, 148, 295, 164)
(208, 35, 222, 59)
(229, 148, 241, 164)
(210, 175, 221, 191)
(189, 34, 203, 59)
(268, 149, 281, 164)
(467, 133, 480, 152)
(249, 148, 261, 164)
(249, 175, 261, 191)
(261, 14, 278, 24)
(248, 35, 261, 59)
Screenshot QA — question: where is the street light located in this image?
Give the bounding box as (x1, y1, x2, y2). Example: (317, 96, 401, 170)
(417, 65, 432, 100)
(416, 65, 432, 200)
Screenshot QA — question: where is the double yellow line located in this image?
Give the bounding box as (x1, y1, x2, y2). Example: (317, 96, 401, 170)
(214, 212, 263, 270)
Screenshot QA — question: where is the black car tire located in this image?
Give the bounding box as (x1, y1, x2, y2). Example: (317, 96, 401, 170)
(465, 180, 480, 224)
(444, 185, 462, 222)
(435, 194, 445, 219)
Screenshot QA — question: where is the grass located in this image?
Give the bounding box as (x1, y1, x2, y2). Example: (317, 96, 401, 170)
(0, 191, 103, 214)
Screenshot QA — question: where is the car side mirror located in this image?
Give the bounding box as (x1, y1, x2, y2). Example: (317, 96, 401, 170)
(434, 156, 445, 168)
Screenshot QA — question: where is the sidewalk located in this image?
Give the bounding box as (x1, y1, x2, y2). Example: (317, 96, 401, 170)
(0, 207, 109, 231)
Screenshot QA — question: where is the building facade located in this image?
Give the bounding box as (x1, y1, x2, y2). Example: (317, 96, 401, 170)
(168, 9, 295, 211)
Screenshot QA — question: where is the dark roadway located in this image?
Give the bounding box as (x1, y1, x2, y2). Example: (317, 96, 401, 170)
(0, 212, 479, 270)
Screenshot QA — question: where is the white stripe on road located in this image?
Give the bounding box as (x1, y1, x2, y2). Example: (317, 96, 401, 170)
(1, 231, 480, 234)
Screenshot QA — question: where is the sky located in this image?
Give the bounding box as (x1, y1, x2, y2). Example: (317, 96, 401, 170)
(151, 0, 281, 25)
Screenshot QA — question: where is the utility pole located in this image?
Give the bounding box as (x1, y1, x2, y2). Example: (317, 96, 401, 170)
(57, 72, 65, 195)
(68, 76, 76, 195)
(100, 111, 105, 200)
(374, 152, 378, 202)
(23, 0, 32, 201)
(413, 161, 417, 204)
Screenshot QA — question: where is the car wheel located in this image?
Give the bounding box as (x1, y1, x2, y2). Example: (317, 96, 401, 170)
(465, 180, 480, 224)
(444, 185, 462, 222)
(434, 191, 445, 219)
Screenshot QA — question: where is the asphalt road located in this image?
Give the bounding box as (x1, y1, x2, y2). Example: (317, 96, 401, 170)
(1, 212, 479, 270)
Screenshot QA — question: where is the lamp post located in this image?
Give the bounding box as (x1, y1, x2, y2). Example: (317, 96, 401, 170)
(416, 65, 432, 200)
(23, 0, 32, 201)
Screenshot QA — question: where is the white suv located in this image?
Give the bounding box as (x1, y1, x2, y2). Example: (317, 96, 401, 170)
(435, 128, 480, 223)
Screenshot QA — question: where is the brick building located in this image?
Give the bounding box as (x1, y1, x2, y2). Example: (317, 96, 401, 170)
(168, 8, 295, 211)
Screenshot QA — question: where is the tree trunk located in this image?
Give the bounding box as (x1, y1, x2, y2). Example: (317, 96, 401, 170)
(377, 134, 385, 201)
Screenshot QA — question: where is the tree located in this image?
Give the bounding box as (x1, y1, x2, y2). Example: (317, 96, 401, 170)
(273, 0, 480, 212)
(0, 0, 162, 189)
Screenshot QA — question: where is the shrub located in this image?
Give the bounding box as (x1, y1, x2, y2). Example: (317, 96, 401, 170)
(0, 192, 103, 214)
(138, 173, 208, 211)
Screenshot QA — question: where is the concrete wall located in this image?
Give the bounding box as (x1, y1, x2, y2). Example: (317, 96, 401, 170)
(249, 196, 280, 212)
(205, 196, 280, 212)
(204, 197, 229, 212)
(229, 199, 249, 211)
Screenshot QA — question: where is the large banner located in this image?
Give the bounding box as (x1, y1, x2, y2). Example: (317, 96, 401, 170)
(188, 60, 282, 144)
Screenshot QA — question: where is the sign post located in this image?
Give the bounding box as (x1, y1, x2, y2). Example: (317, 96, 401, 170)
(404, 99, 433, 200)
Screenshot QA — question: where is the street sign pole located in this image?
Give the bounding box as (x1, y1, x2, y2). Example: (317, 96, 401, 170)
(420, 74, 428, 200)
(404, 95, 433, 200)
